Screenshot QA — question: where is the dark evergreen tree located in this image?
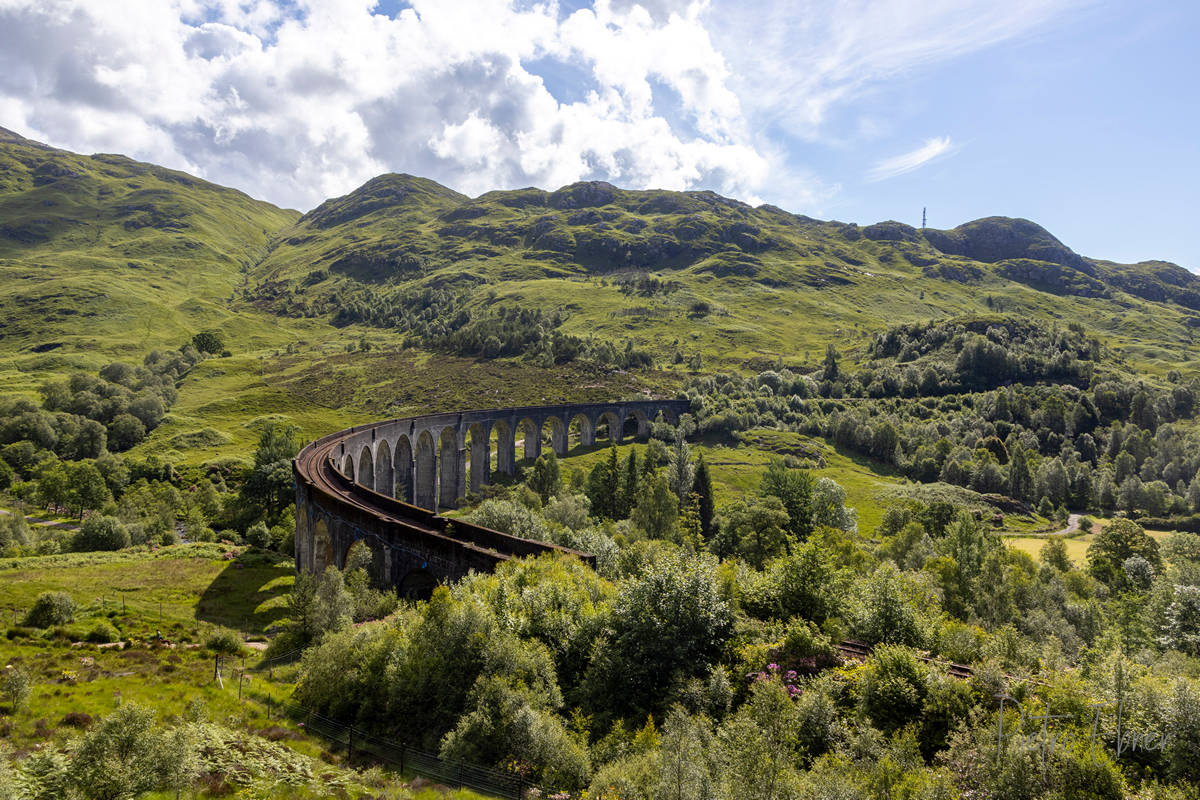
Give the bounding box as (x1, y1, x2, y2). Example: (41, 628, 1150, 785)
(622, 447, 640, 512)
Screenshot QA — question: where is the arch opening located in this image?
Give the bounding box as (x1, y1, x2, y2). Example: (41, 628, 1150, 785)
(394, 435, 414, 504)
(568, 413, 594, 451)
(375, 440, 394, 497)
(625, 409, 650, 439)
(415, 430, 437, 511)
(517, 417, 540, 462)
(490, 419, 514, 476)
(542, 415, 567, 456)
(357, 446, 375, 491)
(399, 569, 438, 601)
(597, 411, 621, 443)
(341, 453, 355, 479)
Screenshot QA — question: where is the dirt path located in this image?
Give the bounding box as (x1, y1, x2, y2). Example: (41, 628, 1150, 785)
(0, 507, 80, 531)
(1054, 513, 1082, 537)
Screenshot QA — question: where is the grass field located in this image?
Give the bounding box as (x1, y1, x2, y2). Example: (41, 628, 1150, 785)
(1003, 520, 1173, 566)
(0, 544, 499, 798)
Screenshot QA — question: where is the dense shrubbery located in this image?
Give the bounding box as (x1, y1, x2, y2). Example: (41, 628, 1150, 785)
(683, 351, 1200, 517)
(287, 422, 1200, 797)
(308, 284, 656, 368)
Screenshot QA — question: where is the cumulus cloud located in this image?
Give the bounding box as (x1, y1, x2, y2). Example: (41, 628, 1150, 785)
(866, 136, 955, 182)
(0, 0, 1082, 212)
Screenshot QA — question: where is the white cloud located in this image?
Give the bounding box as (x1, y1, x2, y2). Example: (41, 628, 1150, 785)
(0, 0, 1084, 213)
(866, 136, 955, 182)
(710, 0, 1087, 137)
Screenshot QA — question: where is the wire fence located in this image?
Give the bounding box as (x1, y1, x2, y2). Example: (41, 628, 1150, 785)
(223, 652, 533, 799)
(276, 698, 530, 799)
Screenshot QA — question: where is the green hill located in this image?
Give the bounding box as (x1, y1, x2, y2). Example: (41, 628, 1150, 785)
(248, 173, 1200, 379)
(0, 127, 299, 375)
(2, 131, 1200, 461)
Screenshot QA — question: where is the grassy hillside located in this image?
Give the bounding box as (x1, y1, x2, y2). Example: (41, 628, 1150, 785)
(249, 175, 1200, 383)
(0, 127, 299, 381)
(3, 133, 1200, 466)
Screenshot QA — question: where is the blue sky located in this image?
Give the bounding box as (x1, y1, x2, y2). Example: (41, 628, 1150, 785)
(0, 0, 1195, 269)
(796, 1, 1199, 268)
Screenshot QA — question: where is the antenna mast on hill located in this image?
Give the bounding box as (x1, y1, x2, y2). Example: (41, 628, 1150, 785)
(922, 207, 927, 229)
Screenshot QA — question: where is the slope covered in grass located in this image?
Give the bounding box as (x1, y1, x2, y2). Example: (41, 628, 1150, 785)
(0, 128, 299, 372)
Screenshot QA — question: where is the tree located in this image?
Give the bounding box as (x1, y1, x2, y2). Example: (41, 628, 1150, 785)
(666, 434, 695, 503)
(1040, 537, 1072, 571)
(107, 414, 147, 452)
(245, 521, 272, 549)
(586, 552, 732, 718)
(1008, 444, 1032, 500)
(692, 455, 714, 538)
(1160, 585, 1200, 655)
(67, 461, 111, 519)
(527, 451, 562, 503)
(585, 456, 619, 521)
(67, 704, 196, 800)
(622, 448, 641, 512)
(630, 474, 679, 540)
(312, 567, 354, 640)
(812, 477, 857, 532)
(75, 515, 130, 552)
(1086, 518, 1162, 589)
(713, 496, 789, 569)
(1, 666, 30, 712)
(35, 462, 69, 511)
(822, 344, 840, 382)
(759, 459, 814, 540)
(241, 422, 300, 520)
(854, 564, 923, 646)
(769, 538, 846, 624)
(191, 330, 225, 354)
(718, 678, 802, 800)
(858, 645, 928, 734)
(655, 706, 717, 800)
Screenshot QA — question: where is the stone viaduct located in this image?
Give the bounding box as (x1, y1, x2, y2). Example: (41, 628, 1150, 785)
(293, 398, 691, 597)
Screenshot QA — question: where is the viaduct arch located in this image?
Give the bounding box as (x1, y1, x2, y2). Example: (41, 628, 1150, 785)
(293, 398, 690, 597)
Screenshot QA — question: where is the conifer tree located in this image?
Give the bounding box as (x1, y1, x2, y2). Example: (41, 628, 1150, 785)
(605, 443, 622, 519)
(623, 447, 640, 512)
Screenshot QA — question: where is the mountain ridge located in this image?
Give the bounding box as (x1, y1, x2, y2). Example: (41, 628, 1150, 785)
(2, 129, 1199, 391)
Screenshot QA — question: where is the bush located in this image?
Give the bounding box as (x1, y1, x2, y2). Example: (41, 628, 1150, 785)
(858, 644, 929, 735)
(1, 666, 30, 711)
(24, 591, 76, 628)
(245, 521, 272, 549)
(203, 628, 244, 655)
(74, 515, 130, 552)
(85, 619, 120, 644)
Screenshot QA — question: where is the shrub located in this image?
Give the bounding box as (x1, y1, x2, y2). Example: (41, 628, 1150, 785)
(0, 666, 30, 711)
(203, 628, 244, 656)
(24, 591, 76, 628)
(245, 521, 272, 549)
(85, 619, 120, 644)
(67, 704, 196, 798)
(858, 644, 929, 734)
(74, 515, 130, 552)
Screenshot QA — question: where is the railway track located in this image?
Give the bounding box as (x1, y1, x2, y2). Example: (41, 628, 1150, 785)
(836, 639, 975, 680)
(296, 437, 444, 539)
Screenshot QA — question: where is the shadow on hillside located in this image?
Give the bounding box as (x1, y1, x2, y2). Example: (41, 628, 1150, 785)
(195, 554, 294, 635)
